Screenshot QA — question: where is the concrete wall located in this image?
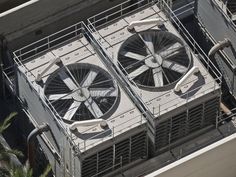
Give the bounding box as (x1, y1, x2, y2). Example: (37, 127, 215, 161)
(146, 133, 236, 177)
(0, 0, 125, 50)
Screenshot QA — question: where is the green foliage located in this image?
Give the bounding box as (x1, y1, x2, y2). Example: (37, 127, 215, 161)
(0, 112, 17, 134)
(9, 161, 33, 177)
(39, 164, 52, 177)
(0, 112, 52, 177)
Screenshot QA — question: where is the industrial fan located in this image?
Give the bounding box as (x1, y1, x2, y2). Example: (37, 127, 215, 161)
(118, 30, 191, 90)
(44, 63, 119, 122)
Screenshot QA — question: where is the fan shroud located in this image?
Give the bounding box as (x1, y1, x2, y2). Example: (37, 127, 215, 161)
(118, 30, 192, 91)
(44, 63, 120, 122)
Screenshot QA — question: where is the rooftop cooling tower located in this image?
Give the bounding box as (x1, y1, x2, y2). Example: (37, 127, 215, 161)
(12, 0, 221, 177)
(88, 0, 221, 155)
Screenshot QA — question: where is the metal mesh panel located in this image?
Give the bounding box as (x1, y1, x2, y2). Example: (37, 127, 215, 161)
(81, 131, 147, 177)
(170, 111, 187, 143)
(131, 131, 147, 162)
(155, 119, 171, 150)
(98, 146, 113, 176)
(115, 138, 130, 168)
(82, 154, 97, 177)
(203, 97, 219, 126)
(188, 104, 203, 133)
(155, 97, 219, 151)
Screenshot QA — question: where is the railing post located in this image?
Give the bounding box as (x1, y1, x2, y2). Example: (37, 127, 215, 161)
(47, 37, 50, 49)
(112, 126, 114, 138)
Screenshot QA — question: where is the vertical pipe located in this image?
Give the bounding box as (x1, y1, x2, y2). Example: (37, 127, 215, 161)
(0, 36, 5, 99)
(27, 124, 50, 168)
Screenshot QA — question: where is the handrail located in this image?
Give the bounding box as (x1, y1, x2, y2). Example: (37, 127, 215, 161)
(13, 22, 83, 62)
(211, 0, 236, 30)
(162, 1, 222, 80)
(88, 0, 158, 29)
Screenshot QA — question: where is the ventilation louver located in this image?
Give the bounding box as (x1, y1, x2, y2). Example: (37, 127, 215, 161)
(118, 30, 191, 91)
(44, 63, 120, 122)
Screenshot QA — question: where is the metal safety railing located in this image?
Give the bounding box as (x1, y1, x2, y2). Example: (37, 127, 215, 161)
(13, 22, 83, 64)
(12, 20, 149, 153)
(161, 1, 222, 81)
(151, 75, 219, 116)
(79, 111, 145, 151)
(211, 0, 236, 29)
(11, 0, 223, 155)
(88, 0, 158, 30)
(87, 0, 222, 106)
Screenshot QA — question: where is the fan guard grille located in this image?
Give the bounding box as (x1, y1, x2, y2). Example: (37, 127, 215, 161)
(44, 63, 120, 122)
(118, 30, 191, 91)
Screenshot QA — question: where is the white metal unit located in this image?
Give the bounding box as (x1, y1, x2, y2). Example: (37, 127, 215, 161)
(13, 21, 147, 177)
(11, 0, 222, 177)
(88, 0, 221, 154)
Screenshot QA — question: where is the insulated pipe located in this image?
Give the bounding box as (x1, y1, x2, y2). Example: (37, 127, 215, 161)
(220, 102, 232, 116)
(69, 119, 107, 131)
(208, 38, 231, 57)
(127, 19, 164, 32)
(27, 123, 50, 168)
(35, 55, 61, 82)
(174, 66, 199, 92)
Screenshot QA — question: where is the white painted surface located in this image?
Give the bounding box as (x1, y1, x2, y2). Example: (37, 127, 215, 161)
(146, 133, 236, 177)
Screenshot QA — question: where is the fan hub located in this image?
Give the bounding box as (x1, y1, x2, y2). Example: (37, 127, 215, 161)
(145, 55, 163, 68)
(74, 88, 90, 102)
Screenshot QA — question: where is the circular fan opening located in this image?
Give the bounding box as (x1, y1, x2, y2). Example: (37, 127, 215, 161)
(118, 30, 191, 91)
(44, 63, 120, 122)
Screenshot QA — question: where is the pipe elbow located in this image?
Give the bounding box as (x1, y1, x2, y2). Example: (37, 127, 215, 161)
(127, 19, 164, 32)
(27, 123, 50, 143)
(174, 66, 199, 92)
(208, 38, 231, 57)
(69, 119, 107, 131)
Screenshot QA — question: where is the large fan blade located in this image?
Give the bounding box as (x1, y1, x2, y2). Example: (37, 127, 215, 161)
(120, 51, 146, 61)
(159, 42, 182, 59)
(48, 93, 72, 100)
(63, 101, 81, 120)
(90, 88, 117, 97)
(58, 71, 78, 91)
(84, 97, 103, 118)
(162, 60, 188, 74)
(128, 65, 149, 79)
(153, 68, 163, 87)
(143, 33, 155, 55)
(81, 70, 98, 87)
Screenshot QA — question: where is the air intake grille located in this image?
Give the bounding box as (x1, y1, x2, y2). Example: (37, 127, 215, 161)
(82, 154, 97, 177)
(188, 104, 203, 133)
(170, 112, 187, 143)
(203, 97, 219, 126)
(155, 119, 171, 150)
(155, 97, 219, 151)
(131, 131, 147, 161)
(81, 131, 147, 177)
(98, 147, 113, 176)
(115, 138, 130, 168)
